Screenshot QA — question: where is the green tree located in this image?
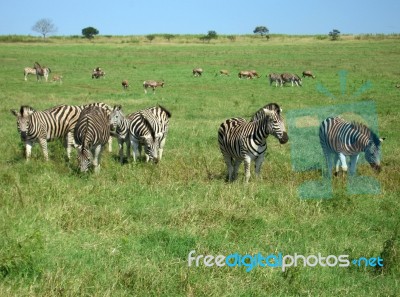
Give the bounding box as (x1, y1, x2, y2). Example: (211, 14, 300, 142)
(32, 18, 57, 38)
(329, 29, 341, 41)
(146, 34, 156, 42)
(253, 26, 269, 38)
(82, 27, 99, 39)
(163, 34, 175, 41)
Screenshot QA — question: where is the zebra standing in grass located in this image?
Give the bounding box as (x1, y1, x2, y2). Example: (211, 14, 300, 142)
(74, 106, 111, 173)
(11, 102, 112, 161)
(218, 106, 289, 182)
(129, 110, 162, 163)
(281, 73, 302, 87)
(319, 117, 384, 177)
(268, 73, 283, 87)
(109, 105, 132, 163)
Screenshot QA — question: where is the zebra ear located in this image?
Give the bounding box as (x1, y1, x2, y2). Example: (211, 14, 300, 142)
(10, 109, 19, 117)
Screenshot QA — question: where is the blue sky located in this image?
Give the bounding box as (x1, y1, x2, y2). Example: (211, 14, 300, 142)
(1, 0, 399, 36)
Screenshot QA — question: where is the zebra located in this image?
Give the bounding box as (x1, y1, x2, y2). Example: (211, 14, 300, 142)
(268, 73, 283, 87)
(281, 73, 302, 87)
(129, 110, 161, 163)
(218, 107, 289, 182)
(74, 106, 111, 173)
(10, 102, 112, 161)
(319, 117, 384, 177)
(24, 67, 36, 81)
(33, 62, 51, 82)
(109, 105, 132, 163)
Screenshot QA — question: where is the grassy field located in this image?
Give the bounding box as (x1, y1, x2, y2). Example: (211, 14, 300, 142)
(0, 36, 399, 296)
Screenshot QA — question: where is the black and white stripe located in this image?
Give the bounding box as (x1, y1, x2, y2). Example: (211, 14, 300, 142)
(268, 73, 283, 87)
(74, 106, 111, 173)
(218, 106, 289, 182)
(319, 117, 384, 176)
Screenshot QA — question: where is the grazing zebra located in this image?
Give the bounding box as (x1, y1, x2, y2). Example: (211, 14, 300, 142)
(218, 107, 289, 182)
(122, 80, 129, 89)
(10, 102, 112, 161)
(33, 62, 51, 82)
(129, 109, 163, 163)
(24, 67, 36, 81)
(281, 73, 302, 86)
(302, 70, 316, 79)
(268, 73, 283, 87)
(319, 117, 384, 177)
(143, 80, 164, 94)
(74, 106, 111, 173)
(193, 68, 203, 76)
(238, 70, 254, 79)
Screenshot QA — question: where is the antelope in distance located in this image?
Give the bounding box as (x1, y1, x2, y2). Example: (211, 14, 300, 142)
(192, 68, 203, 76)
(52, 75, 63, 83)
(248, 70, 261, 78)
(302, 70, 316, 79)
(92, 67, 106, 79)
(143, 80, 164, 94)
(216, 70, 230, 76)
(122, 80, 129, 89)
(24, 67, 36, 81)
(238, 71, 254, 79)
(33, 62, 51, 82)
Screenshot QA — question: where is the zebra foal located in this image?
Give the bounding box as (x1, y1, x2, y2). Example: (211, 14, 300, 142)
(74, 106, 111, 173)
(319, 117, 385, 177)
(218, 106, 288, 182)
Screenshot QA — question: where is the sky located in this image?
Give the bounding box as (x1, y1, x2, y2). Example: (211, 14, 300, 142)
(0, 0, 399, 36)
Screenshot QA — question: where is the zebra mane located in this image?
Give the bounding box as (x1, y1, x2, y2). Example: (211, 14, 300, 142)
(156, 104, 172, 118)
(251, 103, 282, 121)
(20, 105, 35, 116)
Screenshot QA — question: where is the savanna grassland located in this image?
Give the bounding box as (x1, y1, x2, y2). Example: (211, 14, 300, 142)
(0, 35, 399, 296)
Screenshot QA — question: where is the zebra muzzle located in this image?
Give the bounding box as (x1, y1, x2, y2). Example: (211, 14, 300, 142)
(370, 163, 381, 173)
(279, 132, 289, 144)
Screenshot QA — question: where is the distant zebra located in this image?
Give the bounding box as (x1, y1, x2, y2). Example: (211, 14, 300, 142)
(24, 67, 36, 81)
(10, 102, 112, 161)
(281, 73, 302, 86)
(319, 117, 384, 177)
(193, 68, 203, 76)
(74, 106, 111, 173)
(218, 107, 289, 182)
(143, 80, 164, 94)
(33, 62, 51, 82)
(268, 73, 283, 87)
(129, 109, 162, 163)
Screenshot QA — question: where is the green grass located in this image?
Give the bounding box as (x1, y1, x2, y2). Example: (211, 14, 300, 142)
(0, 36, 399, 296)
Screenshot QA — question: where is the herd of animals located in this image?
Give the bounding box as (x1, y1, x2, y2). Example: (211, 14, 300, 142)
(16, 63, 384, 180)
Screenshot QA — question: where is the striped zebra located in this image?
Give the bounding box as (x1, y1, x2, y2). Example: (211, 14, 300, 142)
(110, 105, 171, 163)
(33, 62, 51, 82)
(319, 117, 384, 177)
(268, 73, 283, 87)
(281, 73, 302, 87)
(74, 106, 111, 173)
(218, 107, 289, 182)
(129, 110, 161, 163)
(10, 102, 112, 161)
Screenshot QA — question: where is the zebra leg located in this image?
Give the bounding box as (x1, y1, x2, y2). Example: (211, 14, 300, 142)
(92, 145, 103, 173)
(223, 155, 234, 181)
(158, 138, 166, 160)
(323, 151, 334, 178)
(349, 154, 360, 176)
(65, 132, 74, 160)
(108, 136, 113, 152)
(243, 155, 252, 182)
(232, 159, 242, 181)
(38, 138, 49, 161)
(25, 141, 33, 160)
(130, 138, 140, 162)
(254, 154, 265, 178)
(338, 153, 348, 175)
(118, 138, 124, 163)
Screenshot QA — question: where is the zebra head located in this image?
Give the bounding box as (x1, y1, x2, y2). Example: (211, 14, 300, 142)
(10, 106, 35, 140)
(263, 108, 289, 144)
(139, 113, 159, 163)
(365, 133, 385, 172)
(77, 147, 92, 172)
(110, 105, 123, 131)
